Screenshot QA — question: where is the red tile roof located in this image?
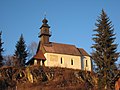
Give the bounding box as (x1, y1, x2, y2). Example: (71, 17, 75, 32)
(78, 48, 89, 56)
(42, 42, 89, 56)
(33, 50, 46, 60)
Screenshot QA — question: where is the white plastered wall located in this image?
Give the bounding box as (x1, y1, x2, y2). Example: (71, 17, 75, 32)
(82, 56, 92, 71)
(44, 53, 81, 70)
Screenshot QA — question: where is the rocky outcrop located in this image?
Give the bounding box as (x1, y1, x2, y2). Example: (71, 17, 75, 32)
(0, 66, 97, 90)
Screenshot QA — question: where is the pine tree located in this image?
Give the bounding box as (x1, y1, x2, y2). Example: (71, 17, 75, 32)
(91, 10, 119, 90)
(0, 31, 4, 67)
(14, 34, 28, 67)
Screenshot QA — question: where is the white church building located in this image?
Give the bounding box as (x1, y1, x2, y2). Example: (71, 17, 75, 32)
(27, 18, 92, 71)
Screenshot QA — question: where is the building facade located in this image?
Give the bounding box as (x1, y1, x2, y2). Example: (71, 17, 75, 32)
(29, 18, 92, 71)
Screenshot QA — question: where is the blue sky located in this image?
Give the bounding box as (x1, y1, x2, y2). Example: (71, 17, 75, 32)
(0, 0, 120, 63)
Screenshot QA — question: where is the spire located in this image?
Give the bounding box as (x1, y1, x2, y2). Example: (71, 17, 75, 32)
(42, 18, 48, 24)
(40, 15, 50, 29)
(39, 17, 51, 44)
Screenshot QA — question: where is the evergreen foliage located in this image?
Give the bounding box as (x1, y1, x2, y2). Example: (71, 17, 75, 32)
(0, 31, 4, 67)
(91, 10, 119, 89)
(14, 34, 28, 67)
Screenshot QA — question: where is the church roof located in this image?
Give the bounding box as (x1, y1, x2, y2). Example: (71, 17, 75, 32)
(26, 50, 46, 65)
(33, 50, 46, 60)
(77, 48, 89, 56)
(42, 42, 89, 56)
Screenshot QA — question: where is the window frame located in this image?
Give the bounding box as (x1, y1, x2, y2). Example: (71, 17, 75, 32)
(71, 59, 73, 65)
(61, 57, 62, 64)
(86, 60, 88, 67)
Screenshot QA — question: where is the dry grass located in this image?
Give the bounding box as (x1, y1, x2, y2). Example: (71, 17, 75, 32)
(0, 66, 97, 90)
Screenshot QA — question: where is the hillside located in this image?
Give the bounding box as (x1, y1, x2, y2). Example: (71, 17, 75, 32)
(0, 66, 97, 90)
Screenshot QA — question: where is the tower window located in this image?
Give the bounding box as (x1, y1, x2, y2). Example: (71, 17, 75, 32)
(71, 59, 73, 65)
(86, 60, 88, 67)
(34, 59, 37, 65)
(61, 57, 62, 64)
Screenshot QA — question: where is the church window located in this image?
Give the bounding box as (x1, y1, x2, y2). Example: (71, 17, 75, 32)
(61, 57, 62, 64)
(34, 59, 37, 65)
(71, 59, 73, 65)
(86, 60, 88, 67)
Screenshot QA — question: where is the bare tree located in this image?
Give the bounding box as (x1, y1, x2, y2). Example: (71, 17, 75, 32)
(27, 41, 38, 60)
(4, 55, 15, 66)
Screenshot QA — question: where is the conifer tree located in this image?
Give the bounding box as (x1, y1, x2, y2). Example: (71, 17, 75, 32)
(0, 31, 4, 67)
(91, 10, 119, 90)
(14, 34, 28, 66)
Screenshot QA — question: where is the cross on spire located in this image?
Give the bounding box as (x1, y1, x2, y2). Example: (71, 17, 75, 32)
(44, 12, 47, 19)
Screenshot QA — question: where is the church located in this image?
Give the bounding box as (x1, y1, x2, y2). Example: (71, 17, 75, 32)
(27, 18, 92, 71)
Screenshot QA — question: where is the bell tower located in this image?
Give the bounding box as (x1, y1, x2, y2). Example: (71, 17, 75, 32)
(39, 18, 51, 44)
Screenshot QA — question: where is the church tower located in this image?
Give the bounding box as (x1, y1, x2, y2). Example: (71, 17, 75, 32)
(39, 18, 51, 44)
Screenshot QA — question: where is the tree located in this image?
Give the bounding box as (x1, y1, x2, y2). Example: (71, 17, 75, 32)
(27, 41, 38, 60)
(91, 10, 119, 90)
(4, 55, 17, 66)
(14, 34, 28, 67)
(0, 31, 4, 67)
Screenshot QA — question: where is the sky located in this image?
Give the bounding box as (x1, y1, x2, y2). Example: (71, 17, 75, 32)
(0, 0, 120, 63)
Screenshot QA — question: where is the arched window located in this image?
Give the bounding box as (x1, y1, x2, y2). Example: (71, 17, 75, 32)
(71, 59, 73, 65)
(86, 60, 88, 67)
(34, 59, 37, 65)
(61, 57, 62, 64)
